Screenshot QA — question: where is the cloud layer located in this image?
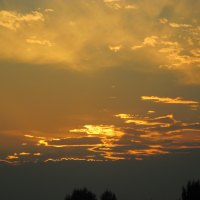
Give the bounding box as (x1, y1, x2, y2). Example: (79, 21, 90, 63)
(1, 94, 199, 164)
(0, 0, 199, 83)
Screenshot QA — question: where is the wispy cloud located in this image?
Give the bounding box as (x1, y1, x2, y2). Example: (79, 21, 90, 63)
(26, 37, 53, 47)
(0, 10, 44, 30)
(109, 45, 122, 52)
(169, 22, 192, 28)
(70, 125, 124, 138)
(6, 155, 19, 160)
(131, 36, 158, 50)
(141, 96, 199, 109)
(115, 113, 176, 127)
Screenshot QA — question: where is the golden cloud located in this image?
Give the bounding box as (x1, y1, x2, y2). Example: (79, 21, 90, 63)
(0, 10, 44, 30)
(0, 0, 199, 84)
(141, 96, 199, 108)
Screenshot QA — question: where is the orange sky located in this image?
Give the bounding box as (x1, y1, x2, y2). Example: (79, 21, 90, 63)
(0, 0, 200, 164)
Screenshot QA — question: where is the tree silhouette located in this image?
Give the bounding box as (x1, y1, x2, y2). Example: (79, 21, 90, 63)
(180, 180, 200, 200)
(65, 195, 71, 200)
(100, 190, 117, 200)
(65, 188, 97, 200)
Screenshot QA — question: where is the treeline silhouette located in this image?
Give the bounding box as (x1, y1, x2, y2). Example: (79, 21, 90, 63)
(65, 179, 200, 200)
(180, 180, 200, 200)
(65, 188, 116, 200)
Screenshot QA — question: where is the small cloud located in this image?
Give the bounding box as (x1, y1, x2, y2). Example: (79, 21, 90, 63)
(190, 104, 199, 111)
(114, 113, 133, 119)
(37, 140, 49, 146)
(115, 113, 175, 127)
(104, 0, 138, 11)
(143, 36, 158, 47)
(26, 37, 53, 47)
(70, 124, 124, 138)
(104, 0, 120, 2)
(33, 153, 42, 156)
(24, 134, 34, 138)
(159, 18, 192, 28)
(131, 36, 158, 51)
(159, 18, 168, 24)
(0, 10, 44, 30)
(131, 45, 143, 50)
(169, 22, 192, 28)
(0, 159, 17, 164)
(44, 157, 97, 162)
(6, 155, 19, 159)
(128, 149, 169, 157)
(141, 96, 199, 108)
(19, 152, 30, 156)
(124, 4, 138, 10)
(104, 1, 121, 10)
(125, 119, 165, 126)
(148, 110, 155, 114)
(44, 8, 54, 12)
(102, 151, 126, 160)
(109, 45, 122, 52)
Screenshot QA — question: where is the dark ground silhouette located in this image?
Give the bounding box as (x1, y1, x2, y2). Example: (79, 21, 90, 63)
(180, 180, 200, 200)
(65, 188, 117, 200)
(65, 188, 97, 200)
(65, 179, 200, 200)
(100, 190, 117, 200)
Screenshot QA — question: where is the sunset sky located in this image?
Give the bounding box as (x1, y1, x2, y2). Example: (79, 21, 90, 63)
(0, 0, 200, 199)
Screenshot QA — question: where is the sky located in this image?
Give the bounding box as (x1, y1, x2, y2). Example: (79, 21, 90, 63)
(0, 0, 200, 199)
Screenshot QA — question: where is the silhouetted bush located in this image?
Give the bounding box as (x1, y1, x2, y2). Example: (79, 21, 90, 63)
(65, 188, 97, 200)
(101, 190, 117, 200)
(180, 180, 200, 200)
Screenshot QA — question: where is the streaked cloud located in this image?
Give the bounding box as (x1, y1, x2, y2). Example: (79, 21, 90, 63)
(141, 96, 199, 109)
(169, 22, 192, 28)
(128, 149, 169, 157)
(148, 110, 156, 114)
(124, 4, 138, 10)
(104, 0, 138, 10)
(44, 157, 98, 162)
(0, 159, 19, 164)
(70, 125, 124, 138)
(114, 114, 133, 119)
(44, 9, 54, 13)
(131, 45, 143, 50)
(26, 37, 53, 47)
(6, 155, 19, 160)
(33, 153, 41, 156)
(115, 113, 175, 127)
(1, 105, 199, 164)
(19, 152, 30, 156)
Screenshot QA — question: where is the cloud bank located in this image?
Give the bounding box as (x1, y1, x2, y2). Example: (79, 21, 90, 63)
(0, 0, 199, 83)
